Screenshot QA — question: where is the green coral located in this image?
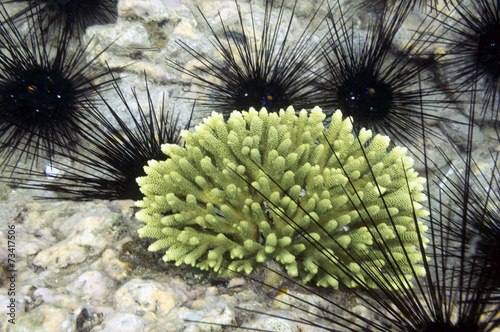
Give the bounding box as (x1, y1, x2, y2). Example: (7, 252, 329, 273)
(135, 106, 428, 288)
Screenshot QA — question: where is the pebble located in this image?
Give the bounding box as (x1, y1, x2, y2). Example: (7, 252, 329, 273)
(114, 278, 180, 315)
(99, 249, 133, 282)
(33, 243, 88, 270)
(32, 288, 81, 310)
(71, 271, 115, 302)
(94, 312, 149, 332)
(11, 304, 73, 332)
(13, 232, 50, 257)
(227, 276, 246, 288)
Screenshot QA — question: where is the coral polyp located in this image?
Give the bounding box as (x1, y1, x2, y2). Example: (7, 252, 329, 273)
(135, 106, 428, 288)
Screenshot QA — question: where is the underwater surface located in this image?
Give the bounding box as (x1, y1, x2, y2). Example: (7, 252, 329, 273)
(0, 0, 499, 331)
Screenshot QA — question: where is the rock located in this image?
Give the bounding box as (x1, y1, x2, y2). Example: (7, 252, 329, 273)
(175, 304, 234, 332)
(94, 312, 149, 332)
(14, 232, 51, 257)
(250, 316, 297, 332)
(439, 113, 485, 150)
(10, 304, 73, 332)
(71, 270, 115, 301)
(227, 277, 246, 288)
(65, 212, 120, 254)
(99, 249, 132, 282)
(32, 288, 81, 310)
(205, 286, 218, 297)
(114, 279, 180, 315)
(118, 0, 171, 20)
(75, 307, 104, 332)
(33, 243, 88, 270)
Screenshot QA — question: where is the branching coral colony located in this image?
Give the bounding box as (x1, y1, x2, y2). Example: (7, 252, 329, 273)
(178, 2, 499, 329)
(135, 106, 429, 288)
(0, 0, 497, 330)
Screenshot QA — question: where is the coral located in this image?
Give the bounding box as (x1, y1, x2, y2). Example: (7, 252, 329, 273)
(135, 106, 428, 288)
(251, 100, 500, 331)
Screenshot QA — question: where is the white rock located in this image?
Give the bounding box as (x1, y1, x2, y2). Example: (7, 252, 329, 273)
(57, 209, 119, 239)
(227, 276, 246, 288)
(98, 249, 132, 282)
(93, 312, 149, 332)
(32, 288, 79, 309)
(44, 164, 60, 178)
(71, 271, 115, 301)
(119, 0, 169, 20)
(12, 304, 73, 332)
(176, 303, 234, 331)
(114, 279, 180, 316)
(118, 0, 187, 20)
(84, 21, 152, 69)
(14, 232, 51, 257)
(33, 243, 87, 270)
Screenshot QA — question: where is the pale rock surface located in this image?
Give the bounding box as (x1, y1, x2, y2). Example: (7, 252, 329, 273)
(94, 312, 149, 332)
(33, 243, 88, 270)
(1, 0, 496, 331)
(98, 248, 133, 282)
(114, 278, 180, 315)
(71, 271, 115, 302)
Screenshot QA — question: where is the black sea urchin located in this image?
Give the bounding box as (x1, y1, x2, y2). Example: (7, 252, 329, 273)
(0, 4, 114, 171)
(3, 0, 118, 37)
(2, 74, 192, 201)
(432, 105, 500, 303)
(442, 152, 500, 304)
(427, 0, 500, 123)
(312, 1, 454, 152)
(168, 0, 326, 119)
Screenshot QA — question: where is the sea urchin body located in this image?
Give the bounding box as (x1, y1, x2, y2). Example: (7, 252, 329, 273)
(0, 4, 113, 171)
(168, 0, 325, 119)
